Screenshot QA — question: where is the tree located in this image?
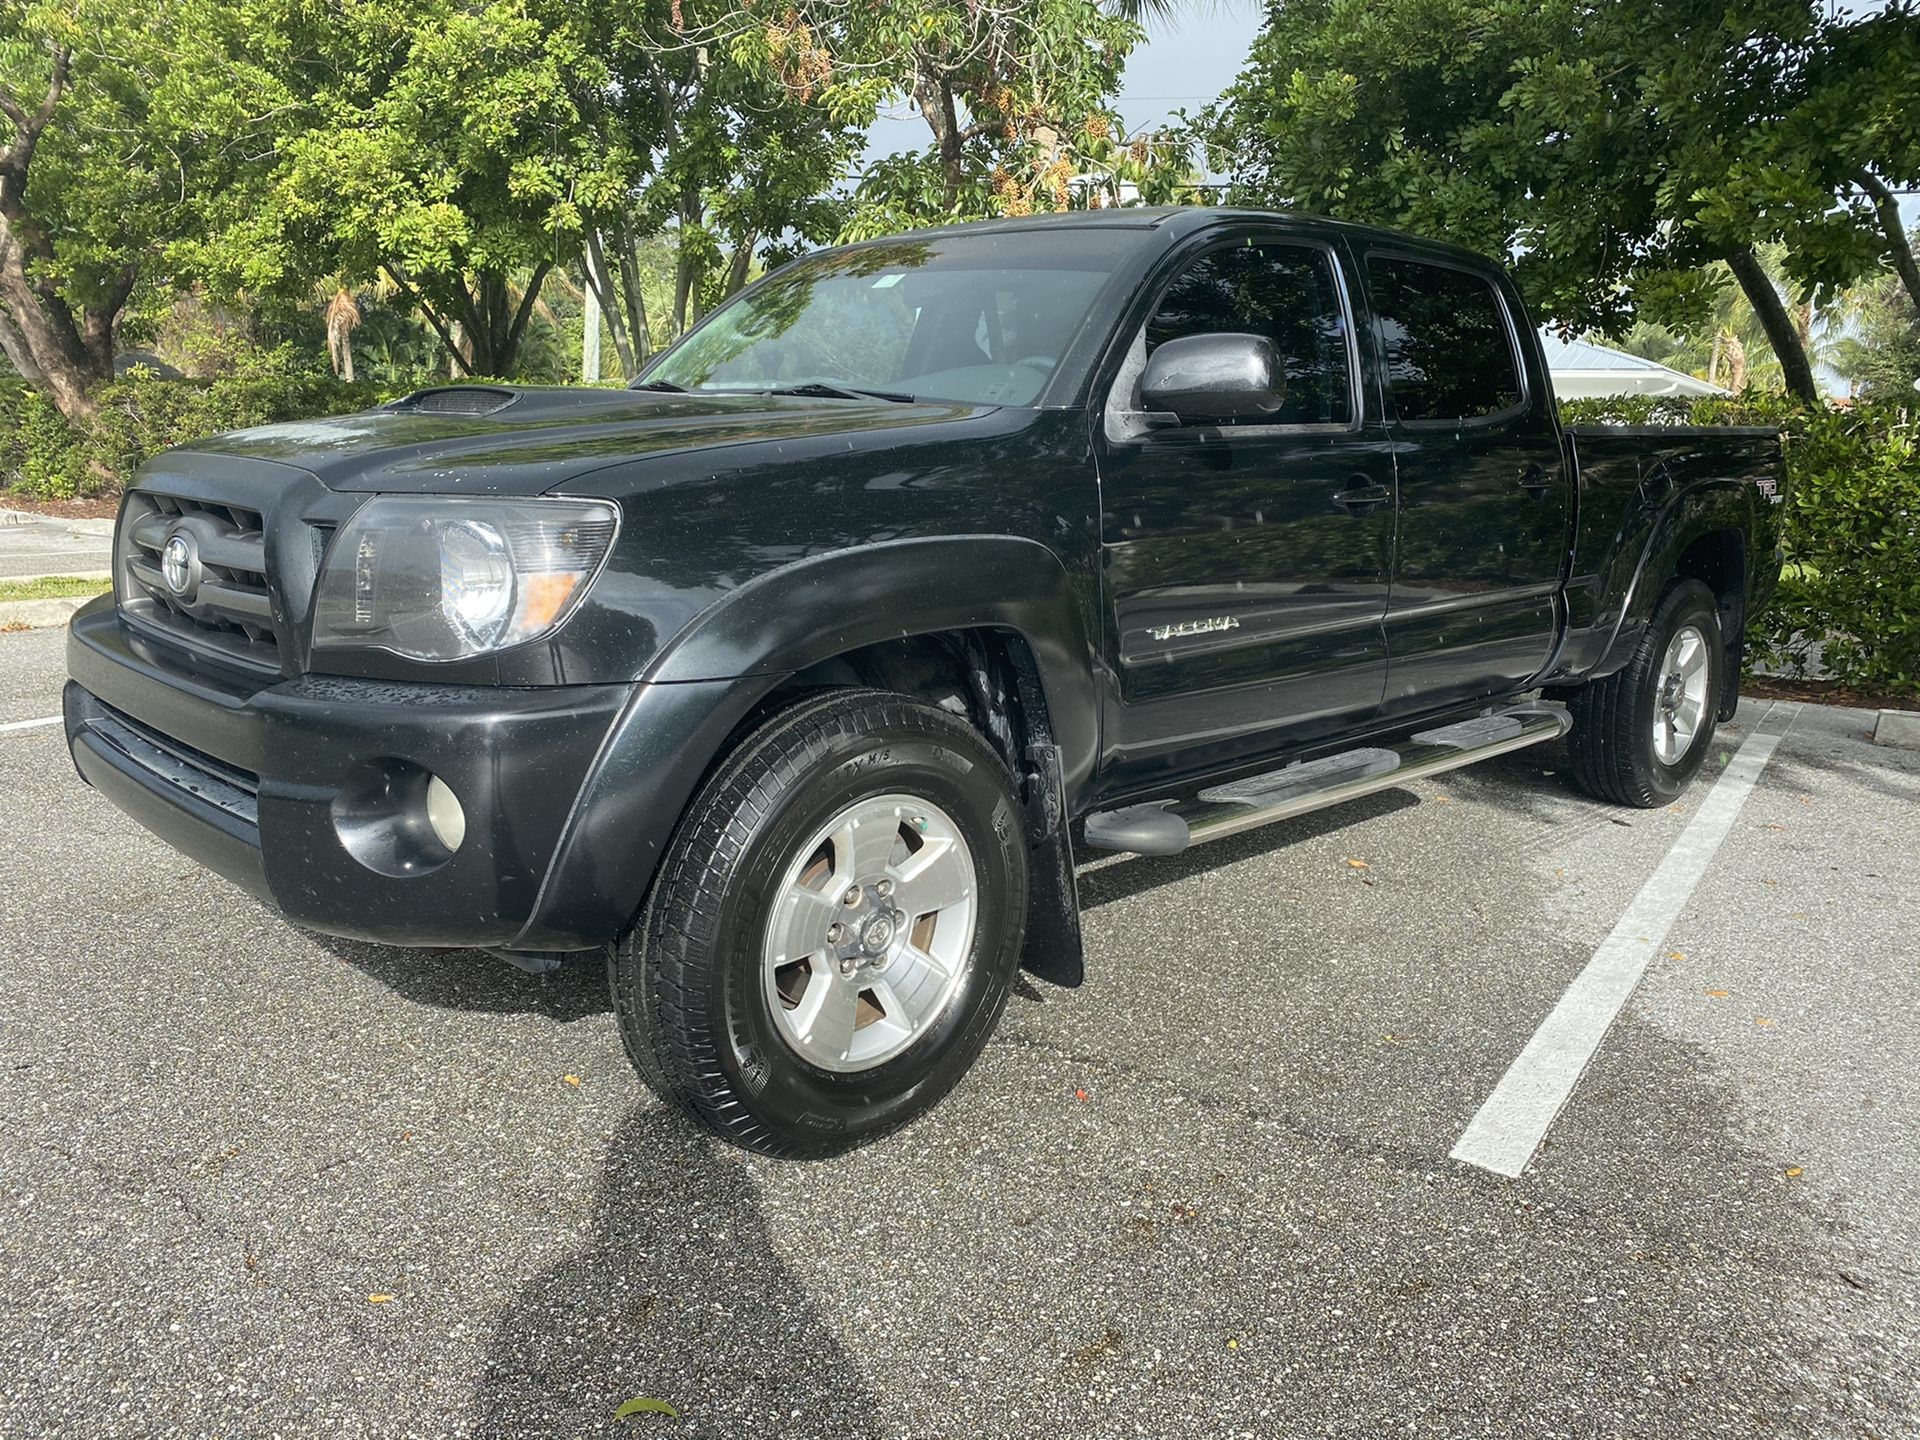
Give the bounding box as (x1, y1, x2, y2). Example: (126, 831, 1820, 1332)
(1829, 265, 1920, 401)
(1202, 0, 1711, 334)
(1201, 0, 1915, 403)
(0, 1, 267, 419)
(213, 0, 625, 379)
(822, 0, 1184, 234)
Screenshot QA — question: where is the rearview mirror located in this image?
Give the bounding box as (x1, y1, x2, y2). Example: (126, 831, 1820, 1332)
(1140, 332, 1286, 423)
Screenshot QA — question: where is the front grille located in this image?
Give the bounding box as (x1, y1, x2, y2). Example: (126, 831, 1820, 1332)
(87, 704, 260, 828)
(119, 491, 282, 672)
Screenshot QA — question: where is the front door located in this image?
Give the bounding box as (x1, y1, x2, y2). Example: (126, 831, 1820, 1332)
(1360, 251, 1571, 714)
(1096, 234, 1396, 794)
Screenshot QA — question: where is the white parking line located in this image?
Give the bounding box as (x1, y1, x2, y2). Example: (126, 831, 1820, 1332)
(0, 715, 61, 734)
(1450, 701, 1800, 1178)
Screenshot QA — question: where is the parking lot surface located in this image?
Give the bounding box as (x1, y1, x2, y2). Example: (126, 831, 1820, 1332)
(2, 620, 1915, 1439)
(0, 515, 112, 581)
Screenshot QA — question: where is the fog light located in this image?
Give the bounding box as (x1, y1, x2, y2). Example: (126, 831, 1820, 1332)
(426, 775, 466, 852)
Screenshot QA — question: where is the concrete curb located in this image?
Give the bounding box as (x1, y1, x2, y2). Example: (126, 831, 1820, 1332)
(0, 507, 115, 537)
(0, 595, 88, 630)
(1872, 709, 1920, 750)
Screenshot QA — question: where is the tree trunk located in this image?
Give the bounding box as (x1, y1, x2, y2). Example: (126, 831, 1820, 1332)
(1857, 169, 1920, 314)
(583, 232, 635, 377)
(0, 44, 108, 422)
(912, 68, 965, 210)
(0, 307, 46, 386)
(672, 196, 704, 337)
(615, 223, 652, 366)
(436, 265, 552, 378)
(1726, 248, 1819, 404)
(722, 231, 757, 299)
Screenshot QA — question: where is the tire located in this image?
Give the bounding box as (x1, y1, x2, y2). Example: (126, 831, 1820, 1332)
(1568, 578, 1725, 807)
(611, 688, 1029, 1158)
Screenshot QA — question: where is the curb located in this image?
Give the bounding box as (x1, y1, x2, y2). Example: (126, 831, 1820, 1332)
(0, 507, 115, 537)
(1872, 709, 1920, 750)
(0, 595, 89, 630)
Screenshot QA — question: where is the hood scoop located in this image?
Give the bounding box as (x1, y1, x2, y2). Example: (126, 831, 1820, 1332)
(391, 385, 520, 416)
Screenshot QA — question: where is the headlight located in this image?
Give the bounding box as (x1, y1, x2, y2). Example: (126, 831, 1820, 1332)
(311, 496, 618, 661)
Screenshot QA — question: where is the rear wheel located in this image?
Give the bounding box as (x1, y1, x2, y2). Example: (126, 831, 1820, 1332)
(611, 689, 1028, 1157)
(1568, 578, 1725, 807)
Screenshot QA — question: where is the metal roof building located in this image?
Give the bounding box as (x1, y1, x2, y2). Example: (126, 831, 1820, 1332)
(1538, 330, 1726, 399)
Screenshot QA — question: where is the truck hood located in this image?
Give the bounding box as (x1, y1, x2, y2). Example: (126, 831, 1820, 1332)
(183, 385, 991, 495)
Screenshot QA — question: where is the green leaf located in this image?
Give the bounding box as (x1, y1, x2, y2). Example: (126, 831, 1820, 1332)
(614, 1397, 680, 1421)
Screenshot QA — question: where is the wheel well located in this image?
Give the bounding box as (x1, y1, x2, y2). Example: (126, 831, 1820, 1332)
(770, 628, 1055, 777)
(1673, 527, 1747, 641)
(1673, 527, 1747, 718)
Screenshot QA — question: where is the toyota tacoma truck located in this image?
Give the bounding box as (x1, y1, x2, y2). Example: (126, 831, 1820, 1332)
(65, 208, 1783, 1156)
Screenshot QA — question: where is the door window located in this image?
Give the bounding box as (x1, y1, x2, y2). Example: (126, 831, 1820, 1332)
(1367, 257, 1523, 422)
(1144, 242, 1355, 426)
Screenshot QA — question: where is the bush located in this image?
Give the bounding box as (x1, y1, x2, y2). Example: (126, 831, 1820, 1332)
(0, 369, 393, 500)
(1564, 392, 1919, 696)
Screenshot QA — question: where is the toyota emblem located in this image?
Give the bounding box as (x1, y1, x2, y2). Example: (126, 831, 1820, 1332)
(160, 533, 194, 596)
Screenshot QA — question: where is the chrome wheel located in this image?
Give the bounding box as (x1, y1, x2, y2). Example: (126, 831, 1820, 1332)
(1652, 623, 1711, 765)
(762, 793, 978, 1074)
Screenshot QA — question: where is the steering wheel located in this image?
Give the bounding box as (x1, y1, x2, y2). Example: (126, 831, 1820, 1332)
(1010, 354, 1058, 371)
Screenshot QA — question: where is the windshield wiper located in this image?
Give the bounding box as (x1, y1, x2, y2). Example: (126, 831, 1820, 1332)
(767, 381, 918, 404)
(630, 378, 686, 393)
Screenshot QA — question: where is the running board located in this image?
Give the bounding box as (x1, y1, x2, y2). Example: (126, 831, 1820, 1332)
(1082, 704, 1571, 857)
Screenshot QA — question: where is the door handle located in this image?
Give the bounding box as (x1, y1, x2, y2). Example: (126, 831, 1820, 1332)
(1517, 463, 1555, 496)
(1330, 481, 1392, 518)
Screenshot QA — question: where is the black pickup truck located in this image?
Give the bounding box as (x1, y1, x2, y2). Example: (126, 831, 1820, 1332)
(65, 208, 1783, 1155)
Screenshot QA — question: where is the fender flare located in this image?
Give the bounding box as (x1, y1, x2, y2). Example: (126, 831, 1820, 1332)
(642, 534, 1101, 793)
(509, 535, 1101, 951)
(1591, 479, 1750, 677)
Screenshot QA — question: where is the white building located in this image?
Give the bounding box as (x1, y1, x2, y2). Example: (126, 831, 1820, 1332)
(1538, 330, 1726, 399)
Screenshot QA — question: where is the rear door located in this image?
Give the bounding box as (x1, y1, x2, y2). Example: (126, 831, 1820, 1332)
(1096, 232, 1396, 792)
(1360, 252, 1570, 714)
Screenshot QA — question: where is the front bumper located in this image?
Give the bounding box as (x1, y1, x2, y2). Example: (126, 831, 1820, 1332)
(65, 596, 635, 949)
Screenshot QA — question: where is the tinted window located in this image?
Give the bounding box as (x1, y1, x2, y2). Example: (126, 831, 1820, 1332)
(1146, 242, 1354, 425)
(1367, 257, 1522, 422)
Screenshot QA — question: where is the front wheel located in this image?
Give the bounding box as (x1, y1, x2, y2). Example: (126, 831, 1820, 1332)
(1568, 578, 1725, 807)
(611, 689, 1028, 1158)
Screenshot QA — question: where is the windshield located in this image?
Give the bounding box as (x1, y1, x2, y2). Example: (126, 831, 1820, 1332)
(639, 230, 1136, 407)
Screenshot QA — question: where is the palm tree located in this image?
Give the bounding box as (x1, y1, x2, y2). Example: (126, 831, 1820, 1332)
(322, 287, 361, 382)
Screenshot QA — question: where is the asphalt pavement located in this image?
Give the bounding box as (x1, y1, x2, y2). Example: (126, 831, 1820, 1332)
(2, 620, 1915, 1439)
(0, 512, 112, 582)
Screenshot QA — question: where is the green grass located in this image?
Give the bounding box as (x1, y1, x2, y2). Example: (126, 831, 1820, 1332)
(0, 574, 110, 602)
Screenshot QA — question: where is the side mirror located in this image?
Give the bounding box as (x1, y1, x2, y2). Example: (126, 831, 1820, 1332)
(1140, 332, 1286, 423)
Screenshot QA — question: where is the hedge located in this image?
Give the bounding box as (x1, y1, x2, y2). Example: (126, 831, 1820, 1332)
(4, 375, 1913, 695)
(1564, 393, 1919, 695)
(0, 369, 391, 500)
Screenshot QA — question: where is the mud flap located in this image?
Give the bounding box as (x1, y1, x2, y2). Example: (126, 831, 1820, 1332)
(1018, 741, 1084, 988)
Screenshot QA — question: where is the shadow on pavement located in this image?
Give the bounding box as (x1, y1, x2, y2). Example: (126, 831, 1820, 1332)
(310, 934, 613, 1022)
(469, 1106, 885, 1439)
(1077, 788, 1420, 911)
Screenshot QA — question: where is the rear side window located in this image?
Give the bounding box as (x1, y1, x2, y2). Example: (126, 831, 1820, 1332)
(1367, 257, 1522, 422)
(1146, 242, 1355, 425)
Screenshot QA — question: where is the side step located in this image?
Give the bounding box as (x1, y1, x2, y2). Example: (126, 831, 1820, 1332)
(1082, 704, 1571, 857)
